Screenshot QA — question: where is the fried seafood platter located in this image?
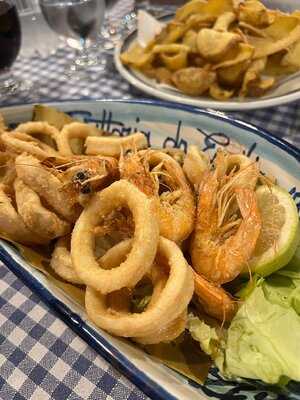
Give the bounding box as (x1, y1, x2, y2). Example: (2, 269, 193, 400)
(120, 0, 300, 101)
(0, 104, 300, 391)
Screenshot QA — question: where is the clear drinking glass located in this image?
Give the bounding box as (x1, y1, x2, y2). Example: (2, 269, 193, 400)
(100, 0, 124, 53)
(0, 0, 32, 99)
(39, 0, 106, 75)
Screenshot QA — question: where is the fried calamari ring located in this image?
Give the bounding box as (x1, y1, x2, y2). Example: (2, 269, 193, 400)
(14, 179, 70, 241)
(51, 235, 131, 286)
(16, 121, 59, 148)
(0, 184, 47, 245)
(133, 265, 187, 344)
(51, 236, 130, 286)
(72, 180, 159, 294)
(51, 236, 83, 284)
(56, 122, 103, 156)
(98, 238, 132, 269)
(85, 237, 194, 337)
(15, 153, 81, 222)
(1, 132, 60, 160)
(103, 251, 187, 344)
(134, 311, 187, 345)
(85, 133, 148, 157)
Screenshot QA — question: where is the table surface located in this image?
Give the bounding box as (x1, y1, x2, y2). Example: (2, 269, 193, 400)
(0, 1, 300, 400)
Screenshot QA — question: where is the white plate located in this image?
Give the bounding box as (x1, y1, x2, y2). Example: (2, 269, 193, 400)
(114, 3, 300, 111)
(1, 99, 300, 400)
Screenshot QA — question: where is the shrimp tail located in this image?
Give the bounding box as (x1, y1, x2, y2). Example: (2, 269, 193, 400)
(193, 270, 237, 322)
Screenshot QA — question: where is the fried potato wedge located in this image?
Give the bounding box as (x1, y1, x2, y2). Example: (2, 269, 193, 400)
(249, 25, 300, 59)
(240, 58, 275, 97)
(161, 50, 188, 71)
(238, 21, 267, 37)
(175, 0, 233, 22)
(265, 52, 298, 76)
(218, 61, 250, 87)
(263, 14, 300, 40)
(185, 13, 215, 31)
(213, 11, 236, 32)
(197, 29, 241, 61)
(172, 67, 216, 96)
(182, 30, 198, 53)
(238, 0, 275, 27)
(281, 41, 300, 68)
(152, 44, 190, 54)
(213, 43, 254, 69)
(142, 67, 173, 85)
(120, 43, 154, 68)
(209, 82, 234, 100)
(155, 22, 186, 45)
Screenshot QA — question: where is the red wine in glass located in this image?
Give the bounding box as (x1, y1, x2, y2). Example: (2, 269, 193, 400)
(0, 1, 21, 70)
(0, 1, 32, 98)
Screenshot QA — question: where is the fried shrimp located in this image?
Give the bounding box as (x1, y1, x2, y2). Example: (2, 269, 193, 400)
(15, 153, 81, 222)
(193, 271, 237, 322)
(191, 169, 261, 284)
(146, 150, 195, 243)
(213, 150, 257, 188)
(55, 122, 103, 156)
(58, 156, 119, 202)
(14, 179, 70, 241)
(120, 149, 195, 243)
(119, 149, 157, 197)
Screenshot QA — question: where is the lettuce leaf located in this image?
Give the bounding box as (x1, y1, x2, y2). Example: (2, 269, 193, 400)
(188, 316, 225, 372)
(188, 259, 300, 384)
(225, 281, 300, 384)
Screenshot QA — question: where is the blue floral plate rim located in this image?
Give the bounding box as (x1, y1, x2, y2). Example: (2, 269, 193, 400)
(1, 98, 299, 160)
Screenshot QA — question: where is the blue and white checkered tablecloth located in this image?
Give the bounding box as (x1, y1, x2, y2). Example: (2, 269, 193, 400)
(0, 265, 148, 400)
(2, 43, 300, 149)
(0, 1, 299, 400)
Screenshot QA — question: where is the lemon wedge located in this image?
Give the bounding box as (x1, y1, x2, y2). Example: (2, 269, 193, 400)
(249, 185, 299, 276)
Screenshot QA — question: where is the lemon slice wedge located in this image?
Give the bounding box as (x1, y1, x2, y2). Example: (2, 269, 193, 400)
(249, 185, 299, 276)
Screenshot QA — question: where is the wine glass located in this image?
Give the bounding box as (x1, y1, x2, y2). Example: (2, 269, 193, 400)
(100, 0, 125, 53)
(0, 0, 32, 99)
(39, 0, 106, 76)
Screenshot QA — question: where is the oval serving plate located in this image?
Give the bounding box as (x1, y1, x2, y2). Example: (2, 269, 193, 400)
(114, 0, 300, 111)
(1, 99, 299, 400)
